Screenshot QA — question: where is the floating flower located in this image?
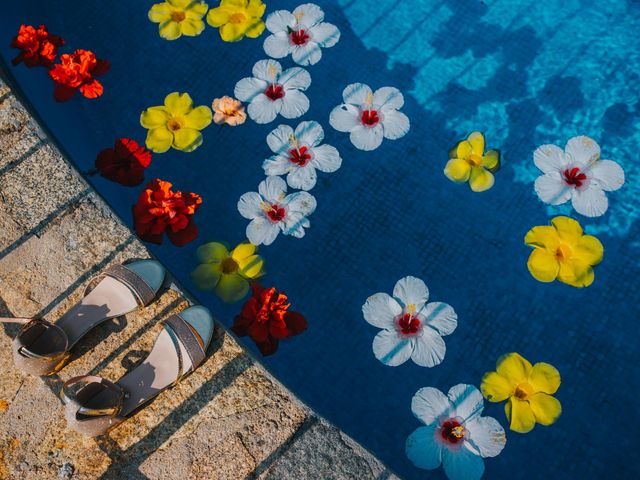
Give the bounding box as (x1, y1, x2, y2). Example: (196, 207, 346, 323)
(263, 3, 340, 66)
(148, 0, 209, 40)
(263, 121, 342, 191)
(525, 216, 603, 287)
(207, 0, 266, 42)
(133, 179, 202, 246)
(191, 242, 264, 302)
(362, 276, 457, 367)
(533, 136, 624, 217)
(212, 96, 247, 126)
(481, 353, 561, 434)
(444, 132, 500, 192)
(232, 283, 307, 355)
(234, 59, 311, 124)
(11, 24, 64, 67)
(406, 384, 506, 480)
(140, 92, 212, 153)
(329, 83, 410, 151)
(95, 138, 152, 187)
(237, 176, 316, 246)
(48, 49, 110, 102)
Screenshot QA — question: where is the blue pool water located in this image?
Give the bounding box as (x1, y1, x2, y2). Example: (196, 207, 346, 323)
(1, 1, 639, 478)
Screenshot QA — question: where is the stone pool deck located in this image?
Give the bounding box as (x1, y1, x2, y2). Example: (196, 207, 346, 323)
(0, 79, 395, 479)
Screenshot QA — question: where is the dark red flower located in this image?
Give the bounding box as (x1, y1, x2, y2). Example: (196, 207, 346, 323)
(232, 284, 307, 356)
(11, 24, 64, 68)
(95, 138, 152, 186)
(132, 179, 202, 247)
(48, 49, 110, 102)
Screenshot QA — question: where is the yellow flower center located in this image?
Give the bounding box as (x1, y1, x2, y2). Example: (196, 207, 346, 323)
(466, 153, 483, 166)
(221, 257, 239, 274)
(555, 243, 573, 261)
(450, 425, 465, 438)
(229, 12, 247, 24)
(167, 118, 183, 131)
(514, 382, 534, 400)
(171, 11, 186, 22)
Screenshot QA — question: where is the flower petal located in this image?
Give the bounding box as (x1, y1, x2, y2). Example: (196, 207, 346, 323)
(248, 95, 281, 124)
(381, 110, 410, 140)
(411, 328, 446, 368)
(481, 149, 500, 171)
(215, 274, 250, 303)
(329, 104, 360, 132)
(263, 32, 292, 59)
(230, 242, 256, 261)
(309, 22, 340, 48)
(467, 131, 485, 156)
(291, 42, 322, 66)
(172, 127, 203, 152)
(145, 126, 173, 153)
(296, 120, 324, 147)
(527, 249, 560, 283)
(140, 106, 170, 129)
(259, 176, 287, 203)
(589, 159, 624, 191)
(411, 387, 452, 425)
(534, 173, 571, 205)
(245, 19, 265, 38)
(505, 397, 536, 433)
(496, 352, 532, 385)
(197, 242, 229, 263)
(406, 426, 443, 470)
(524, 225, 560, 250)
(421, 302, 457, 336)
(469, 166, 494, 192)
(180, 18, 205, 36)
(528, 362, 561, 394)
(159, 21, 182, 40)
(288, 165, 317, 191)
(283, 191, 316, 215)
(164, 92, 193, 115)
(247, 218, 280, 246)
(558, 257, 594, 288)
(573, 235, 604, 266)
(465, 416, 506, 458)
(373, 86, 404, 110)
(253, 59, 282, 82)
(551, 216, 583, 242)
(533, 144, 566, 173)
(442, 445, 485, 480)
(565, 135, 600, 167)
(237, 254, 264, 278)
(350, 125, 383, 151)
(311, 145, 341, 172)
(293, 3, 324, 28)
(280, 67, 311, 90)
(267, 124, 294, 154)
(183, 105, 212, 129)
(362, 293, 401, 329)
(263, 155, 291, 176)
(191, 263, 222, 290)
(393, 276, 429, 309)
(448, 384, 484, 421)
(444, 158, 472, 183)
(220, 22, 247, 42)
(528, 392, 562, 426)
(149, 3, 172, 23)
(265, 10, 295, 33)
(372, 329, 412, 366)
(235, 77, 268, 102)
(480, 371, 513, 402)
(571, 184, 608, 217)
(238, 191, 264, 219)
(280, 90, 310, 119)
(206, 5, 231, 26)
(342, 83, 372, 105)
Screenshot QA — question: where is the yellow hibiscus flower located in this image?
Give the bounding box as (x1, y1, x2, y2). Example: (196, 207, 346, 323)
(444, 131, 500, 192)
(481, 353, 561, 433)
(525, 216, 603, 287)
(191, 242, 265, 303)
(140, 92, 212, 153)
(206, 0, 266, 42)
(148, 0, 209, 41)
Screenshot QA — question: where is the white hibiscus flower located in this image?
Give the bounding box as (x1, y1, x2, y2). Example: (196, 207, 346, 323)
(263, 3, 340, 66)
(329, 83, 410, 151)
(534, 135, 624, 217)
(237, 176, 317, 246)
(406, 384, 506, 480)
(262, 121, 342, 191)
(362, 276, 457, 367)
(234, 59, 311, 124)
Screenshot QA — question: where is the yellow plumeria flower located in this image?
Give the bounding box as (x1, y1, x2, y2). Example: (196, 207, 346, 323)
(525, 216, 603, 287)
(481, 353, 561, 434)
(191, 242, 265, 303)
(444, 131, 500, 192)
(148, 0, 209, 41)
(140, 92, 212, 153)
(206, 0, 266, 42)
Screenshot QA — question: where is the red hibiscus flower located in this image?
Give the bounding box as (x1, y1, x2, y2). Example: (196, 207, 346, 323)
(48, 49, 110, 102)
(11, 24, 64, 68)
(232, 284, 308, 356)
(95, 138, 152, 186)
(133, 179, 202, 247)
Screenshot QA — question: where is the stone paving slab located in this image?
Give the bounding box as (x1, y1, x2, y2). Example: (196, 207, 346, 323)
(0, 78, 395, 479)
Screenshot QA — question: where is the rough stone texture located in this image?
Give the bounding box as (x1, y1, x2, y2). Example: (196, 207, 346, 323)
(0, 86, 393, 479)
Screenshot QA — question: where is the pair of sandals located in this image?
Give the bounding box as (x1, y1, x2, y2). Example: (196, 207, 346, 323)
(0, 260, 214, 437)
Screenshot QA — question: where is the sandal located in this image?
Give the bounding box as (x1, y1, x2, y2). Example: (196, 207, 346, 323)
(61, 305, 214, 436)
(0, 260, 166, 376)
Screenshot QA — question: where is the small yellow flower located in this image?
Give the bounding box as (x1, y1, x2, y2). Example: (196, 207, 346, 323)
(481, 353, 561, 434)
(444, 131, 500, 192)
(525, 216, 603, 287)
(206, 0, 266, 42)
(148, 0, 209, 41)
(140, 92, 212, 153)
(191, 242, 265, 303)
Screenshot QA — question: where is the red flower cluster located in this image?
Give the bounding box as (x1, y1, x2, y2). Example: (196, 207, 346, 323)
(11, 24, 64, 67)
(232, 284, 308, 356)
(95, 138, 152, 186)
(133, 179, 202, 247)
(49, 49, 110, 101)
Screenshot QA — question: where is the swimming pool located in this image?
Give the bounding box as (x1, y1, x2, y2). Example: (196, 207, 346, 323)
(1, 0, 639, 478)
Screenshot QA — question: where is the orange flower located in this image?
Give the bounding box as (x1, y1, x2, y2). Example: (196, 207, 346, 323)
(48, 49, 110, 102)
(212, 96, 247, 126)
(11, 24, 64, 67)
(133, 179, 202, 246)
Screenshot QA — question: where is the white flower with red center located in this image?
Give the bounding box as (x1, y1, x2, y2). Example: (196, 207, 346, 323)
(263, 3, 340, 66)
(406, 384, 506, 480)
(362, 276, 457, 367)
(237, 176, 317, 246)
(234, 59, 311, 124)
(262, 121, 342, 191)
(534, 135, 625, 217)
(329, 83, 410, 151)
